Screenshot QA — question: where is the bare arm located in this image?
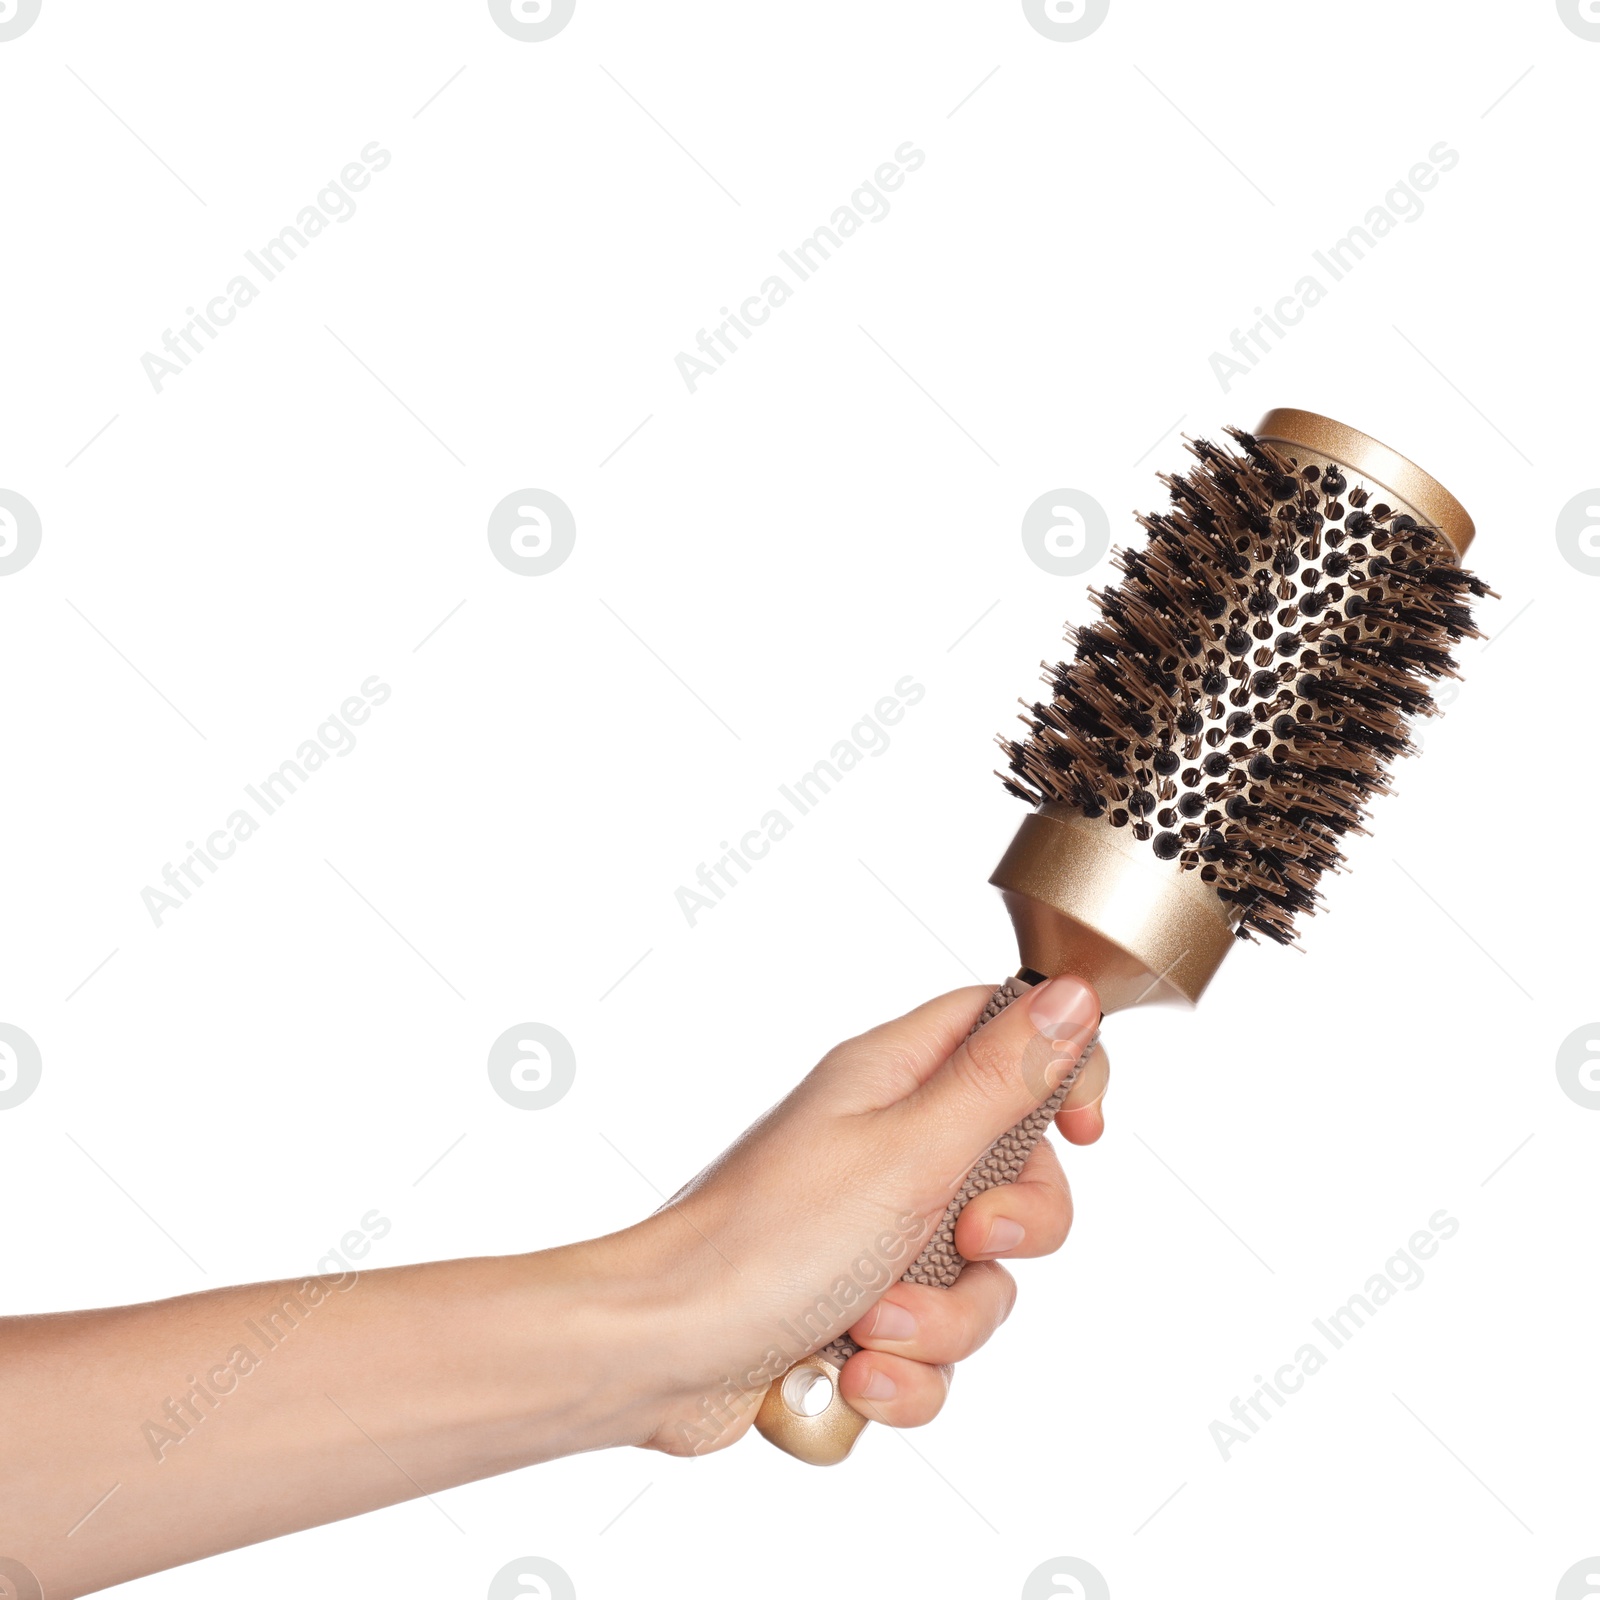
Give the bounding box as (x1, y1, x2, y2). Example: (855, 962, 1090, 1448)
(2, 975, 1103, 1597)
(5, 1237, 689, 1594)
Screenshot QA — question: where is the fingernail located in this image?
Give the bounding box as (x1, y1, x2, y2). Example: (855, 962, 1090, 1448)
(1028, 974, 1098, 1042)
(983, 1217, 1026, 1255)
(860, 1368, 897, 1401)
(866, 1301, 917, 1342)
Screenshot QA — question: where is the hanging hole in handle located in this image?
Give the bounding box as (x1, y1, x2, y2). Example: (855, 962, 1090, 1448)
(755, 1355, 868, 1464)
(782, 1364, 834, 1417)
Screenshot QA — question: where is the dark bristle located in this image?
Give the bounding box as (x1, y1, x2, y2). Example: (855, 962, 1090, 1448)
(998, 427, 1491, 943)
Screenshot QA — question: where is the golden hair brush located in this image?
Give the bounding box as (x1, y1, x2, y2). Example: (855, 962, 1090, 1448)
(756, 407, 1490, 1465)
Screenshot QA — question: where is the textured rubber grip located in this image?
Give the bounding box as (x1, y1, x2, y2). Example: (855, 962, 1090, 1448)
(756, 978, 1100, 1460)
(815, 975, 1093, 1369)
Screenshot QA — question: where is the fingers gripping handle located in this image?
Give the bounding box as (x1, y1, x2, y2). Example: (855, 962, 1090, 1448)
(754, 976, 1097, 1465)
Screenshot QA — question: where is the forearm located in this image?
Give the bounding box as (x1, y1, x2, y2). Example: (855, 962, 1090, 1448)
(3, 1226, 683, 1597)
(4, 977, 1104, 1595)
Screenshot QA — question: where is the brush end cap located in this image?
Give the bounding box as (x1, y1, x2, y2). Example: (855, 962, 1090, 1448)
(1254, 407, 1476, 560)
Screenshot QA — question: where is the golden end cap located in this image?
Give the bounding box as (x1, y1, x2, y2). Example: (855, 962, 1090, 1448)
(1254, 408, 1475, 560)
(754, 1355, 867, 1466)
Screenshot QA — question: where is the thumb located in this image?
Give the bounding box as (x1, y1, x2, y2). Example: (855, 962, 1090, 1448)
(905, 973, 1100, 1174)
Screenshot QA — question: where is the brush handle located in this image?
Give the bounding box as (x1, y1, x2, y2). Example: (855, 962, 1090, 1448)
(754, 976, 1095, 1464)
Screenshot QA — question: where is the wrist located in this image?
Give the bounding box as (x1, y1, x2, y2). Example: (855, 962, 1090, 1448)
(571, 1211, 782, 1456)
(497, 1219, 719, 1457)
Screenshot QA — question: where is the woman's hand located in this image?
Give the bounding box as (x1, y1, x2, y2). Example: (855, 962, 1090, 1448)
(1, 975, 1103, 1596)
(627, 973, 1105, 1455)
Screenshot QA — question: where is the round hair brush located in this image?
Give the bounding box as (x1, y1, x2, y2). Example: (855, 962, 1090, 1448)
(755, 408, 1491, 1465)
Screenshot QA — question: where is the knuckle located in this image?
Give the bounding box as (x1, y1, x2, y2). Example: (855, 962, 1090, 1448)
(1028, 1177, 1073, 1249)
(880, 1040, 930, 1084)
(955, 1028, 1019, 1103)
(948, 1260, 1015, 1334)
(992, 1262, 1019, 1324)
(925, 1264, 1012, 1359)
(876, 1366, 949, 1429)
(809, 1043, 850, 1088)
(1022, 1035, 1075, 1103)
(906, 1368, 952, 1427)
(815, 1039, 864, 1078)
(922, 1302, 970, 1360)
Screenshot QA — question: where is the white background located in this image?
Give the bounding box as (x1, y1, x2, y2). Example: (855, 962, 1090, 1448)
(2, 1, 1596, 1596)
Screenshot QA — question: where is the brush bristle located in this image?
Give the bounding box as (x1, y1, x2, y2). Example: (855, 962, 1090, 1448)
(999, 428, 1492, 945)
